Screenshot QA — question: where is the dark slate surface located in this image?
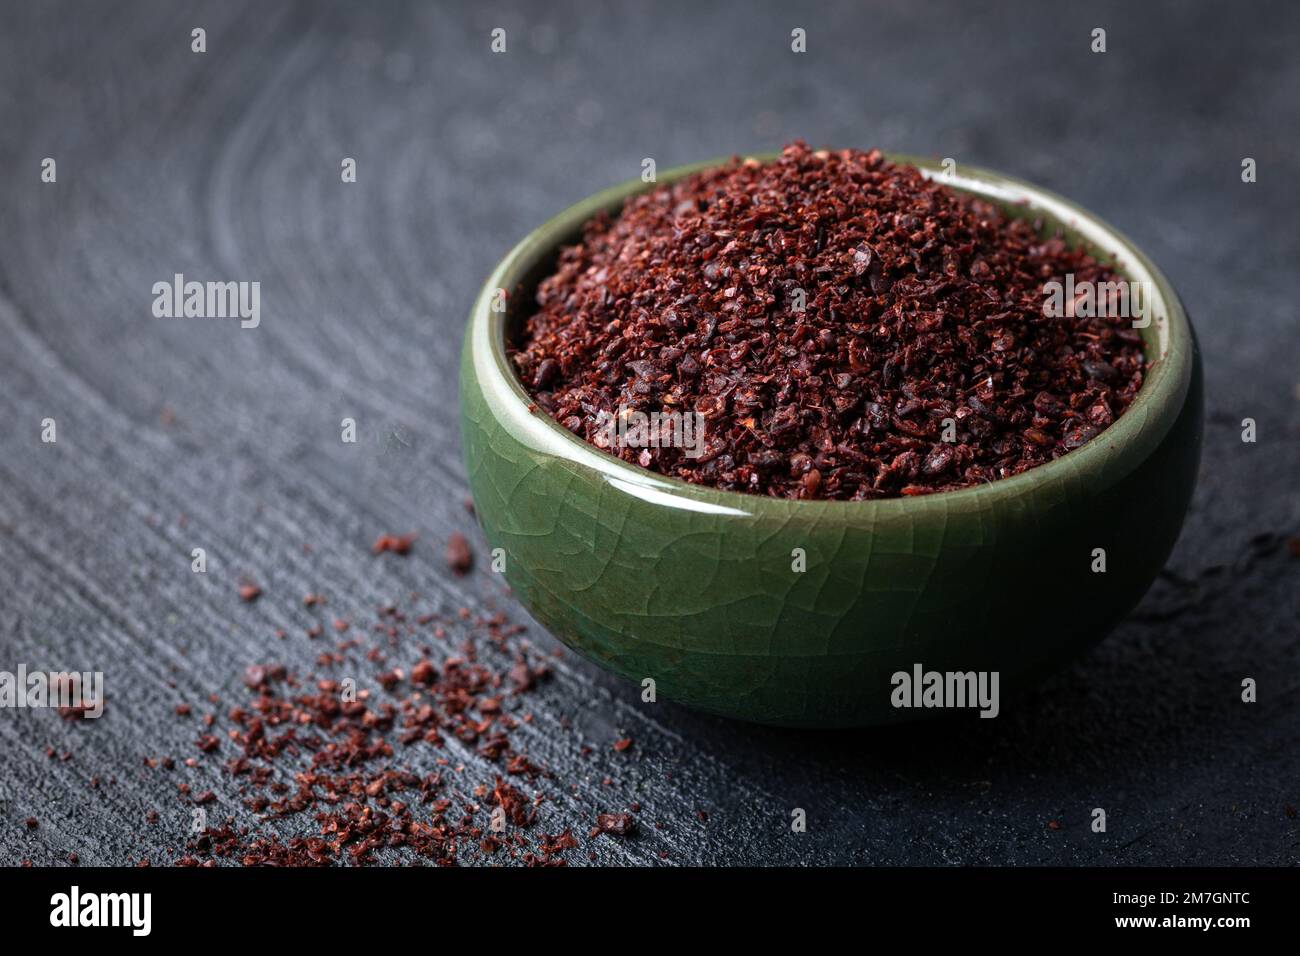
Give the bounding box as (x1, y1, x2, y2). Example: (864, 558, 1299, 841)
(1, 0, 1297, 866)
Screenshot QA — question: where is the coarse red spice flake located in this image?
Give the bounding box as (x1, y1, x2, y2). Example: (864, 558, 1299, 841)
(373, 533, 416, 556)
(53, 673, 100, 720)
(594, 812, 637, 837)
(446, 532, 473, 575)
(514, 141, 1145, 500)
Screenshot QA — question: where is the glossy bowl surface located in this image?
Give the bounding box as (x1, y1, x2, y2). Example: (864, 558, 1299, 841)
(461, 154, 1202, 727)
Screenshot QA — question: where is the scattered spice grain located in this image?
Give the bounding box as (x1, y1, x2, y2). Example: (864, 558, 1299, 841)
(446, 532, 473, 575)
(596, 812, 637, 837)
(373, 533, 416, 556)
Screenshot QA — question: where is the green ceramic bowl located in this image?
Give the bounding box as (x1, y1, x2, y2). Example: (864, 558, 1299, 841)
(461, 154, 1202, 727)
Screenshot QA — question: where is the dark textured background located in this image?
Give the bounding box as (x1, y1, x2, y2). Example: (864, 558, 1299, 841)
(1, 0, 1297, 866)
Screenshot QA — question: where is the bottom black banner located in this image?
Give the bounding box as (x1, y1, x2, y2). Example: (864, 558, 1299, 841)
(0, 865, 1285, 940)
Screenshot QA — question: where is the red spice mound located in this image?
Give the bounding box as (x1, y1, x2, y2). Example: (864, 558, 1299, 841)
(514, 141, 1145, 499)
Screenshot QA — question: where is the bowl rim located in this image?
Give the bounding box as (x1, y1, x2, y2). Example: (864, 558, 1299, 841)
(466, 153, 1193, 519)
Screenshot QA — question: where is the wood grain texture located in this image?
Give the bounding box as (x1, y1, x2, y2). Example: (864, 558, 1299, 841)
(0, 0, 1297, 866)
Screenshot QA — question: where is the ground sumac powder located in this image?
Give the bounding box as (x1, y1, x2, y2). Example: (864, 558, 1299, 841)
(513, 141, 1145, 499)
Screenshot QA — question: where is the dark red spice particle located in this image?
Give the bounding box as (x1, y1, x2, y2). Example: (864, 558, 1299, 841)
(514, 141, 1145, 500)
(175, 703, 191, 716)
(446, 533, 473, 575)
(613, 737, 633, 753)
(25, 817, 38, 829)
(53, 674, 98, 720)
(539, 829, 580, 856)
(373, 533, 416, 556)
(596, 812, 637, 837)
(239, 583, 262, 603)
(68, 852, 79, 865)
(411, 659, 437, 686)
(1047, 820, 1062, 831)
(508, 659, 541, 693)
